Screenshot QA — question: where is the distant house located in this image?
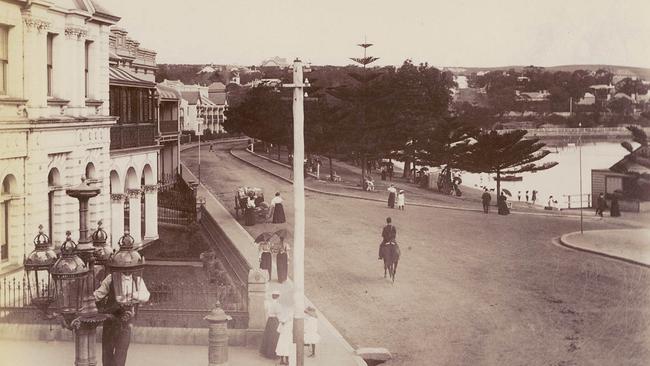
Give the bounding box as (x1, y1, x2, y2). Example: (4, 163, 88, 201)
(159, 80, 225, 134)
(576, 92, 596, 105)
(197, 64, 223, 74)
(592, 145, 650, 212)
(453, 87, 489, 108)
(515, 90, 551, 113)
(260, 56, 289, 69)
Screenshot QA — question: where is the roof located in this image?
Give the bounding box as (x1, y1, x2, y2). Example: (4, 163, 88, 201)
(208, 82, 226, 92)
(610, 146, 650, 173)
(180, 91, 200, 105)
(157, 84, 181, 101)
(614, 92, 634, 101)
(199, 95, 217, 107)
(109, 66, 155, 88)
(207, 92, 226, 105)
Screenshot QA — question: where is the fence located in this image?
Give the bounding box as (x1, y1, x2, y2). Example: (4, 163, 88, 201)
(0, 276, 248, 329)
(563, 194, 592, 209)
(158, 174, 197, 225)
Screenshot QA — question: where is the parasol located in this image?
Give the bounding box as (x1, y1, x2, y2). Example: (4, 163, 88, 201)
(501, 189, 512, 197)
(254, 232, 274, 243)
(273, 228, 291, 240)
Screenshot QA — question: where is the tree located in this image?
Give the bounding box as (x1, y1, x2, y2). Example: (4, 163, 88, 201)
(459, 130, 558, 197)
(617, 126, 650, 200)
(415, 119, 477, 194)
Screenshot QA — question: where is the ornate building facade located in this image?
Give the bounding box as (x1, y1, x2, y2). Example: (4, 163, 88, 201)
(0, 0, 119, 273)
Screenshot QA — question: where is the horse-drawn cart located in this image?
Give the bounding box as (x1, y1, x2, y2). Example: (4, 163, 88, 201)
(234, 187, 268, 222)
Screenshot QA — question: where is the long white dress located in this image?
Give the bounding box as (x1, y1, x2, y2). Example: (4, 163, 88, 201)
(304, 315, 320, 344)
(275, 317, 294, 357)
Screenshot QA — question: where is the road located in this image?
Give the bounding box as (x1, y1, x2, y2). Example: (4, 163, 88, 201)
(183, 141, 650, 366)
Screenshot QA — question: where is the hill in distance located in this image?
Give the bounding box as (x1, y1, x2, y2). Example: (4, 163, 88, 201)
(446, 64, 650, 79)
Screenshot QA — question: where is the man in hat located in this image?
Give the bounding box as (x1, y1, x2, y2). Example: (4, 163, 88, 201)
(94, 273, 150, 366)
(379, 217, 397, 260)
(481, 189, 491, 214)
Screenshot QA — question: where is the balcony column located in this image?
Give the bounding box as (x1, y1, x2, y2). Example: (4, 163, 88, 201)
(143, 185, 158, 240)
(110, 193, 125, 249)
(126, 189, 142, 247)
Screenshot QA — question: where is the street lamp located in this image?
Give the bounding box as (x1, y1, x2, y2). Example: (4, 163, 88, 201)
(108, 231, 146, 306)
(50, 231, 90, 326)
(24, 224, 57, 317)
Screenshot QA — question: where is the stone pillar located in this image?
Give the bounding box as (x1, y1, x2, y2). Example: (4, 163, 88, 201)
(22, 11, 50, 118)
(126, 189, 142, 246)
(143, 185, 158, 240)
(204, 303, 232, 366)
(246, 268, 268, 346)
(110, 194, 125, 249)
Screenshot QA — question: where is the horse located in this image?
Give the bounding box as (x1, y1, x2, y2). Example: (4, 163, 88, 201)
(382, 241, 400, 283)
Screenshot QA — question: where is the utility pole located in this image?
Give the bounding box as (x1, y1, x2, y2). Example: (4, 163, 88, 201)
(197, 120, 203, 184)
(579, 122, 583, 234)
(284, 58, 310, 366)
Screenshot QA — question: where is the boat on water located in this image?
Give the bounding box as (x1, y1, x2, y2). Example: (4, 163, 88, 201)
(494, 175, 523, 182)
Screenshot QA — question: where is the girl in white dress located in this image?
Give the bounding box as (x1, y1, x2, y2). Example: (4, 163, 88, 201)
(397, 190, 405, 210)
(275, 308, 294, 365)
(304, 306, 321, 357)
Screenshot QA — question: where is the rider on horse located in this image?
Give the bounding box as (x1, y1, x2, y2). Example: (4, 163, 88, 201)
(378, 217, 397, 260)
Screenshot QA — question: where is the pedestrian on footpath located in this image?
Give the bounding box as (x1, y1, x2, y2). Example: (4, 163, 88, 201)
(260, 290, 282, 359)
(304, 306, 320, 357)
(497, 192, 510, 215)
(94, 271, 150, 366)
(595, 192, 607, 217)
(525, 190, 529, 203)
(482, 189, 492, 214)
(531, 190, 537, 206)
(397, 190, 405, 210)
(270, 192, 286, 223)
(276, 237, 289, 283)
(275, 308, 294, 365)
(258, 240, 272, 281)
(379, 217, 397, 260)
(387, 184, 397, 208)
(518, 191, 521, 201)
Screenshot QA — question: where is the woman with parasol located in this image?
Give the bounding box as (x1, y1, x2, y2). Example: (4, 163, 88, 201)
(270, 192, 286, 223)
(256, 232, 274, 280)
(273, 229, 290, 283)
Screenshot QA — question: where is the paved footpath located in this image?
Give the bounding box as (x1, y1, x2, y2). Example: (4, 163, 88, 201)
(561, 229, 650, 267)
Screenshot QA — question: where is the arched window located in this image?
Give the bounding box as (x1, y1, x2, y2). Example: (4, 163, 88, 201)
(1, 175, 16, 262)
(48, 169, 61, 240)
(85, 162, 96, 181)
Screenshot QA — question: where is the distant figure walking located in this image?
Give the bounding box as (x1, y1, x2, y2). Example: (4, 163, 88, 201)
(387, 184, 397, 208)
(595, 193, 607, 217)
(610, 195, 621, 217)
(497, 192, 510, 215)
(531, 190, 537, 205)
(482, 189, 492, 214)
(525, 190, 529, 203)
(518, 191, 521, 201)
(270, 192, 286, 223)
(397, 190, 405, 210)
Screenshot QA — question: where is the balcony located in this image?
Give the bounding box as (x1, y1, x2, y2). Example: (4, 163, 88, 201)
(110, 123, 156, 150)
(159, 119, 179, 135)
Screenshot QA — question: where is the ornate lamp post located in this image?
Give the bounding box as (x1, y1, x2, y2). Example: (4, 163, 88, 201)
(91, 220, 113, 288)
(108, 231, 145, 306)
(24, 224, 57, 317)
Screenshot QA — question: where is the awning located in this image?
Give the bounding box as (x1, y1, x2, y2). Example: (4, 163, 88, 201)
(109, 66, 156, 88)
(157, 84, 181, 101)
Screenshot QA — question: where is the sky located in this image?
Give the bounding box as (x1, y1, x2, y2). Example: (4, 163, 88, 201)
(101, 0, 650, 68)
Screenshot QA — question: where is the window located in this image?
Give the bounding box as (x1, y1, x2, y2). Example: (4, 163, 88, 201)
(0, 26, 8, 95)
(47, 33, 54, 96)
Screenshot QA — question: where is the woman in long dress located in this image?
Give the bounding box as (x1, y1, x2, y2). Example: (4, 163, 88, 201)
(259, 241, 272, 281)
(244, 193, 256, 226)
(276, 239, 289, 283)
(271, 192, 286, 223)
(387, 184, 397, 208)
(304, 306, 320, 357)
(259, 291, 282, 359)
(275, 309, 294, 365)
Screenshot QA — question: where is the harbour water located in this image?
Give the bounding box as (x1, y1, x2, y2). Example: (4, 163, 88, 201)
(459, 141, 635, 208)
